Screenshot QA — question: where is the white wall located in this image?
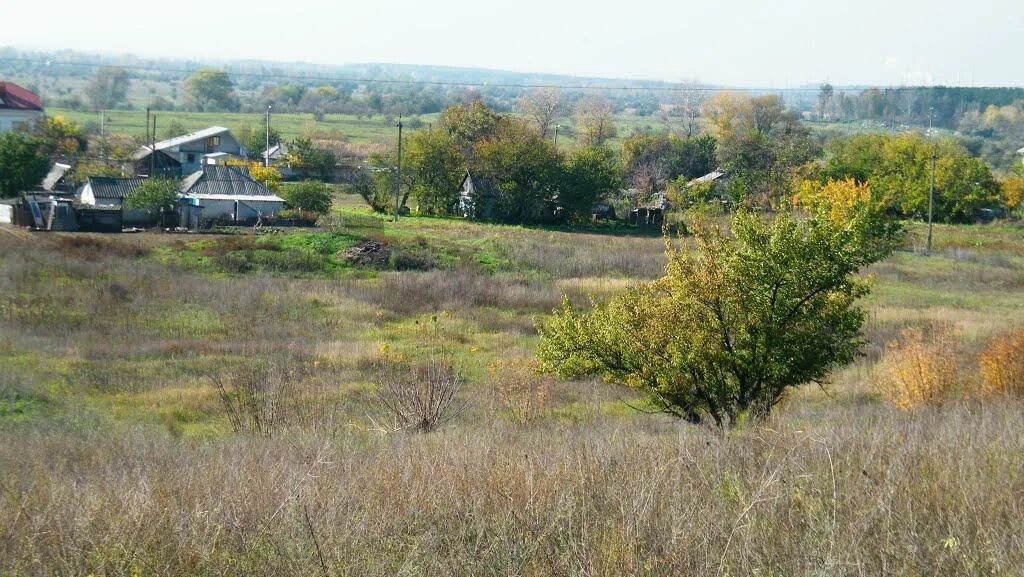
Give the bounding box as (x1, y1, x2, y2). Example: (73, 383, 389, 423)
(0, 110, 42, 133)
(0, 205, 12, 224)
(198, 198, 283, 220)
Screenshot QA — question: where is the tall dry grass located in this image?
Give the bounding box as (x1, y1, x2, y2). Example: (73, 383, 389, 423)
(2, 403, 1022, 576)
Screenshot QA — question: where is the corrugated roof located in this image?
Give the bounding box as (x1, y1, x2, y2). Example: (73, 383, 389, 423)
(688, 169, 726, 185)
(179, 165, 275, 197)
(149, 126, 231, 152)
(42, 163, 71, 191)
(86, 177, 146, 200)
(0, 82, 43, 111)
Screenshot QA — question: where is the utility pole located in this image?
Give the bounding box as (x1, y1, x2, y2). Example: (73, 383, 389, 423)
(553, 124, 559, 148)
(926, 107, 935, 254)
(393, 115, 403, 221)
(265, 105, 272, 167)
(150, 114, 157, 178)
(145, 107, 151, 174)
(99, 110, 107, 166)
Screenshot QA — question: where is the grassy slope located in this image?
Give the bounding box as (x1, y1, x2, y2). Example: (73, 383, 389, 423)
(1, 207, 1023, 574)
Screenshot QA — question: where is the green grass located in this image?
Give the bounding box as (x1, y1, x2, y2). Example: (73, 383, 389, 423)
(49, 107, 427, 144)
(1, 210, 1023, 574)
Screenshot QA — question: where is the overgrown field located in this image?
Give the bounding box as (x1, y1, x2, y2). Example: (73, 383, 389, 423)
(1, 204, 1023, 575)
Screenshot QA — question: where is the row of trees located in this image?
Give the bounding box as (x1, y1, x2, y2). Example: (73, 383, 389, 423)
(356, 101, 622, 224)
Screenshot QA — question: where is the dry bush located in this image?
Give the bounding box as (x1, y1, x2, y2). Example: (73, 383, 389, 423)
(978, 327, 1024, 396)
(489, 358, 552, 423)
(215, 348, 341, 437)
(874, 327, 959, 409)
(374, 357, 466, 432)
(51, 234, 150, 259)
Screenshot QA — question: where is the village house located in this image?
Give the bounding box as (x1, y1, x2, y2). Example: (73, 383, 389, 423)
(456, 172, 499, 219)
(76, 176, 155, 227)
(0, 81, 43, 132)
(134, 126, 243, 176)
(179, 165, 284, 222)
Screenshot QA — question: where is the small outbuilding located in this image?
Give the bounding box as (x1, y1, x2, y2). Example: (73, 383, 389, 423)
(77, 177, 156, 227)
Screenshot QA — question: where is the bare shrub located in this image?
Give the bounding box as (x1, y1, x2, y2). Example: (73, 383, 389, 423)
(873, 327, 959, 409)
(979, 328, 1024, 396)
(374, 357, 466, 432)
(489, 358, 551, 423)
(215, 349, 340, 437)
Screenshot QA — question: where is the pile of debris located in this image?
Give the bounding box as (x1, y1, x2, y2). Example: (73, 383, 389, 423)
(342, 239, 392, 267)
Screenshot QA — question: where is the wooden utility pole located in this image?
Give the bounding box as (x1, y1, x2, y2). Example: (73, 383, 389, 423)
(926, 107, 935, 255)
(150, 114, 157, 178)
(265, 105, 272, 167)
(393, 115, 403, 221)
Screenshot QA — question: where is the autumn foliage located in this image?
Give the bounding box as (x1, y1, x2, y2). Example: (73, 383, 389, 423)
(874, 328, 959, 409)
(978, 328, 1024, 396)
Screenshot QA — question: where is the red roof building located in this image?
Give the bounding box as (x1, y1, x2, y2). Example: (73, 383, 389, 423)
(0, 82, 44, 132)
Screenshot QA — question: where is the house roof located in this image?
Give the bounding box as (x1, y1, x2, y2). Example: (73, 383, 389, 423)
(179, 165, 280, 199)
(138, 126, 232, 156)
(85, 177, 147, 200)
(688, 169, 726, 186)
(0, 82, 43, 111)
(262, 142, 288, 160)
(42, 163, 71, 191)
(1017, 146, 1024, 155)
(460, 172, 499, 197)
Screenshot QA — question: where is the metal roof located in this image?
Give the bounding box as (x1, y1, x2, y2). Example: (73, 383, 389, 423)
(179, 165, 276, 197)
(85, 177, 146, 200)
(0, 82, 43, 111)
(688, 169, 726, 186)
(148, 126, 231, 152)
(42, 163, 71, 191)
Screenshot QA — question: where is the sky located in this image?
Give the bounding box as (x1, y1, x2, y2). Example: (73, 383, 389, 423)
(5, 0, 1023, 87)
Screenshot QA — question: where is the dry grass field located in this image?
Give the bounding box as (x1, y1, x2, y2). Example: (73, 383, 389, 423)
(1, 202, 1023, 576)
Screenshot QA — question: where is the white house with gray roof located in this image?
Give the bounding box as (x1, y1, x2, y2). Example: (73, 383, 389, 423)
(179, 165, 284, 221)
(134, 126, 244, 175)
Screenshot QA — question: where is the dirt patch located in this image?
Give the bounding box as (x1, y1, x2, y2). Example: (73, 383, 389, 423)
(342, 240, 392, 267)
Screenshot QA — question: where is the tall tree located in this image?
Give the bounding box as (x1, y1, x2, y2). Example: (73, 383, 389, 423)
(474, 121, 563, 223)
(184, 69, 237, 112)
(0, 132, 49, 195)
(405, 128, 464, 215)
(573, 96, 617, 147)
(85, 67, 129, 110)
(560, 146, 621, 222)
(818, 83, 834, 121)
(517, 88, 563, 138)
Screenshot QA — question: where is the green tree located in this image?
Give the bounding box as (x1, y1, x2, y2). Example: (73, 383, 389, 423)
(281, 180, 333, 215)
(405, 128, 463, 215)
(440, 100, 505, 158)
(561, 146, 621, 222)
(0, 132, 50, 196)
(287, 138, 336, 180)
(34, 116, 86, 158)
(125, 178, 178, 221)
(352, 168, 392, 213)
(538, 208, 899, 427)
(474, 122, 563, 224)
(824, 133, 1002, 222)
(184, 69, 237, 112)
(86, 66, 129, 110)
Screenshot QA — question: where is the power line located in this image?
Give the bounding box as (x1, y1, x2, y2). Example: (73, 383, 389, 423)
(0, 56, 955, 93)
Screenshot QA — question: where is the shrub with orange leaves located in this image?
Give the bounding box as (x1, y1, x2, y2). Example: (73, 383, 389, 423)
(978, 328, 1024, 396)
(874, 327, 959, 409)
(489, 358, 551, 423)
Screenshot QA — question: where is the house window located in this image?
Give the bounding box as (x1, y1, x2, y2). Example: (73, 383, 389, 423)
(205, 136, 221, 150)
(187, 153, 196, 163)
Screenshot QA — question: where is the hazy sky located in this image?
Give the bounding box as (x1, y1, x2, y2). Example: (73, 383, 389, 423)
(6, 0, 1023, 87)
